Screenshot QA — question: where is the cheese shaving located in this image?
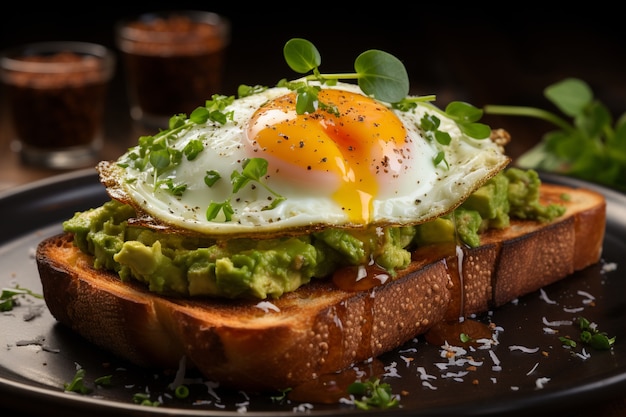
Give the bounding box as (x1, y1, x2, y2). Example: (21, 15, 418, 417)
(508, 345, 539, 354)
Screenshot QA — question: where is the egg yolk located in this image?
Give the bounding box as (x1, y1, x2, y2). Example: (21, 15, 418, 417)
(246, 89, 408, 224)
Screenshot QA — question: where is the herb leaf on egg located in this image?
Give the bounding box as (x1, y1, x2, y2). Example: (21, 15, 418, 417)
(417, 101, 492, 168)
(117, 94, 236, 196)
(281, 38, 491, 144)
(283, 37, 321, 74)
(205, 158, 286, 222)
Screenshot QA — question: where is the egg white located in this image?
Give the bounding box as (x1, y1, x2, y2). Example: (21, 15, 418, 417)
(101, 82, 509, 238)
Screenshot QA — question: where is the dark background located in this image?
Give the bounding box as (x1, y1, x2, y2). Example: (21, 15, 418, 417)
(2, 3, 626, 160)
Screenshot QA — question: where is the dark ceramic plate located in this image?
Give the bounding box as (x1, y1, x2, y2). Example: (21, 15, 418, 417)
(0, 169, 624, 417)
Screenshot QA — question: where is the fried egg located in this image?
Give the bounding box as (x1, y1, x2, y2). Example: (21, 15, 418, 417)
(100, 81, 509, 238)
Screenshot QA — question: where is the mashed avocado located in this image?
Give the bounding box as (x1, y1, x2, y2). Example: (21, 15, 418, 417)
(63, 168, 566, 299)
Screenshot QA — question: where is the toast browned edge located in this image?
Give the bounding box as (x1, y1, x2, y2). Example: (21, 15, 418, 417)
(35, 183, 606, 391)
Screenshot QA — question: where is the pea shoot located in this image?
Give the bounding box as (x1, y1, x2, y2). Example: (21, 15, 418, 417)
(484, 78, 626, 192)
(347, 377, 400, 410)
(0, 285, 43, 312)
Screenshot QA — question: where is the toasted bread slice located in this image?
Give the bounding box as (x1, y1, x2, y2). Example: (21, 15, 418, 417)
(35, 183, 606, 391)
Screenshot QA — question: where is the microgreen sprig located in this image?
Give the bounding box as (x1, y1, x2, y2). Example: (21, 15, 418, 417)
(416, 100, 492, 168)
(63, 368, 113, 394)
(484, 77, 626, 191)
(205, 158, 285, 222)
(279, 38, 491, 170)
(347, 377, 400, 410)
(559, 316, 616, 350)
(281, 38, 410, 112)
(118, 94, 235, 195)
(0, 285, 43, 312)
(64, 368, 93, 394)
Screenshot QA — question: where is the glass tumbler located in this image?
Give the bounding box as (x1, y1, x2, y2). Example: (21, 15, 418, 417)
(115, 10, 230, 129)
(0, 41, 115, 169)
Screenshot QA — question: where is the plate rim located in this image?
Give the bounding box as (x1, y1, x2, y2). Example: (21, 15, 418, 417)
(0, 169, 624, 417)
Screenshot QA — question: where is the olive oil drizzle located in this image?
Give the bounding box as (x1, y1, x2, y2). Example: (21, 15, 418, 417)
(424, 210, 494, 347)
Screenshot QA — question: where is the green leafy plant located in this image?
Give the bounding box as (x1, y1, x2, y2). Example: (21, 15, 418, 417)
(484, 78, 626, 191)
(347, 377, 400, 410)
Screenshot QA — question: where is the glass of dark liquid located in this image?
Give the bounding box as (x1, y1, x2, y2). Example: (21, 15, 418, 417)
(115, 10, 230, 129)
(0, 41, 115, 169)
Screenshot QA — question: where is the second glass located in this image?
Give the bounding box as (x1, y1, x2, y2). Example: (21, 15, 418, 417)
(116, 10, 230, 129)
(0, 41, 115, 169)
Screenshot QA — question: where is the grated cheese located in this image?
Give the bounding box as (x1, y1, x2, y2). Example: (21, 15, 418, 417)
(509, 345, 539, 354)
(384, 361, 401, 378)
(526, 362, 539, 376)
(539, 288, 557, 304)
(293, 403, 313, 413)
(542, 316, 573, 326)
(422, 381, 438, 390)
(576, 348, 592, 360)
(535, 377, 550, 389)
(601, 262, 617, 273)
(254, 301, 280, 313)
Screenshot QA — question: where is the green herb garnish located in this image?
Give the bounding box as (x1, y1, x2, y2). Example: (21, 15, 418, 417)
(117, 94, 235, 194)
(206, 158, 285, 222)
(277, 38, 491, 171)
(559, 316, 615, 351)
(0, 285, 43, 312)
(282, 37, 409, 106)
(576, 316, 615, 350)
(63, 369, 114, 393)
(270, 388, 292, 403)
(132, 392, 161, 407)
(94, 375, 113, 387)
(347, 377, 400, 410)
(484, 77, 626, 191)
(174, 384, 190, 399)
(460, 333, 473, 343)
(64, 369, 92, 394)
(417, 101, 492, 168)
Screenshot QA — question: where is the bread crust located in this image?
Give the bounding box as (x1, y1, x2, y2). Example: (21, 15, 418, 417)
(36, 183, 606, 391)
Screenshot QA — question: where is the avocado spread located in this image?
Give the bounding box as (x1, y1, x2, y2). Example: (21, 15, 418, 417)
(63, 168, 566, 300)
